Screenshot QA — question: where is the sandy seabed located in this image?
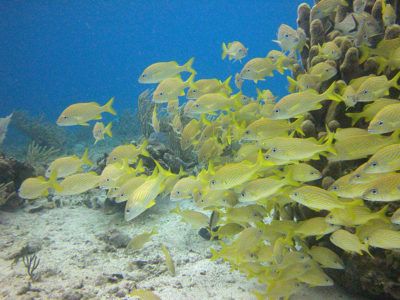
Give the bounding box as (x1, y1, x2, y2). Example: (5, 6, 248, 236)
(0, 190, 366, 300)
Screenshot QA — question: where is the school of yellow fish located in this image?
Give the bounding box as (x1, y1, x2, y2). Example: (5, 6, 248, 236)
(17, 0, 400, 298)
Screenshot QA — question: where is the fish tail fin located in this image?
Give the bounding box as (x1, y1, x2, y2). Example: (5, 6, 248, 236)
(364, 244, 374, 258)
(389, 70, 400, 90)
(184, 72, 196, 87)
(103, 97, 117, 115)
(154, 159, 174, 179)
(221, 42, 228, 60)
(323, 81, 342, 102)
(377, 204, 389, 220)
(48, 170, 62, 192)
(81, 148, 94, 167)
(348, 198, 364, 207)
(222, 76, 232, 95)
(256, 88, 263, 101)
(390, 129, 400, 143)
(275, 57, 285, 74)
(291, 116, 305, 136)
(359, 44, 370, 64)
(374, 56, 388, 75)
(184, 57, 195, 74)
(345, 112, 362, 126)
(381, 0, 387, 13)
(286, 75, 298, 93)
(139, 139, 150, 157)
(231, 92, 244, 110)
(283, 167, 300, 187)
(105, 122, 113, 137)
(323, 126, 337, 155)
(135, 159, 145, 173)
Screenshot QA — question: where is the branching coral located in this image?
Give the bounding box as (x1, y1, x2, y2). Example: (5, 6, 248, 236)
(22, 254, 40, 281)
(25, 141, 59, 175)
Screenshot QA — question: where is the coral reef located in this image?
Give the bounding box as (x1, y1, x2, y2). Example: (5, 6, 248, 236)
(0, 113, 13, 148)
(25, 141, 60, 175)
(11, 111, 67, 150)
(0, 154, 35, 209)
(137, 89, 155, 138)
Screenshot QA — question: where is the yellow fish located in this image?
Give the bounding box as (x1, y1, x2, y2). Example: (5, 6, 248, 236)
(326, 205, 388, 227)
(298, 263, 334, 286)
(185, 92, 242, 116)
(364, 229, 400, 250)
(328, 173, 371, 198)
(152, 73, 195, 103)
(187, 77, 232, 100)
(234, 73, 244, 89)
(180, 118, 201, 150)
(197, 137, 224, 163)
(318, 41, 341, 60)
(382, 0, 396, 27)
(126, 228, 157, 251)
(161, 244, 176, 276)
(274, 24, 306, 54)
(151, 106, 160, 133)
(93, 121, 112, 144)
(169, 113, 182, 134)
(345, 98, 399, 125)
(311, 0, 348, 20)
(271, 82, 341, 119)
(309, 62, 337, 82)
(239, 57, 277, 83)
(368, 103, 400, 134)
(354, 73, 400, 103)
(194, 189, 238, 209)
(294, 217, 339, 238)
(125, 162, 173, 221)
(208, 151, 273, 190)
(57, 97, 116, 126)
(19, 171, 61, 200)
(170, 176, 203, 201)
(112, 176, 147, 203)
(362, 173, 400, 202)
(308, 246, 344, 269)
(284, 163, 322, 182)
(289, 185, 363, 211)
(45, 148, 93, 178)
(221, 41, 248, 62)
(129, 289, 161, 300)
(213, 223, 244, 239)
(171, 206, 209, 229)
(138, 57, 195, 83)
(107, 140, 149, 164)
(330, 229, 370, 255)
(99, 160, 133, 189)
(56, 172, 100, 196)
(362, 144, 400, 174)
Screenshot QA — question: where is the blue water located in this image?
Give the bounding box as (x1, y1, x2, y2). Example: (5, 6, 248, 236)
(0, 0, 312, 121)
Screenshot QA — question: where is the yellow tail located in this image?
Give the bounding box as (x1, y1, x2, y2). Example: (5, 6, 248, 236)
(81, 148, 94, 166)
(222, 76, 232, 95)
(105, 122, 113, 138)
(221, 42, 228, 60)
(183, 57, 195, 74)
(103, 97, 117, 115)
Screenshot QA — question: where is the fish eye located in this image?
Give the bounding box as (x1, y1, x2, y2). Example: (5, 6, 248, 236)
(126, 209, 130, 212)
(370, 161, 378, 167)
(63, 116, 68, 119)
(241, 192, 245, 197)
(331, 185, 338, 191)
(113, 157, 117, 161)
(284, 34, 289, 38)
(274, 108, 280, 114)
(210, 179, 216, 185)
(192, 89, 197, 93)
(293, 192, 299, 197)
(195, 104, 200, 108)
(245, 130, 250, 135)
(362, 90, 368, 95)
(264, 154, 270, 159)
(142, 74, 147, 78)
(159, 92, 164, 96)
(310, 171, 315, 175)
(238, 49, 242, 53)
(271, 147, 277, 153)
(121, 193, 125, 197)
(246, 69, 250, 72)
(176, 191, 181, 195)
(370, 188, 378, 195)
(355, 174, 361, 179)
(378, 120, 384, 126)
(106, 178, 110, 182)
(325, 69, 330, 72)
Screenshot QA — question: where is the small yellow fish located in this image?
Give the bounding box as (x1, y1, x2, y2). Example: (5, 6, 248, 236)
(93, 121, 112, 144)
(187, 76, 232, 100)
(151, 106, 160, 133)
(298, 263, 334, 286)
(19, 171, 61, 200)
(45, 148, 93, 178)
(225, 205, 266, 225)
(213, 223, 244, 239)
(171, 206, 209, 229)
(170, 176, 203, 201)
(221, 41, 248, 62)
(271, 82, 341, 119)
(194, 189, 238, 209)
(57, 97, 116, 126)
(354, 73, 400, 103)
(152, 73, 195, 103)
(362, 173, 400, 202)
(239, 57, 278, 83)
(330, 229, 370, 255)
(290, 185, 363, 211)
(170, 113, 182, 134)
(328, 173, 371, 198)
(284, 163, 322, 182)
(356, 219, 394, 241)
(161, 244, 176, 276)
(208, 151, 273, 190)
(318, 41, 341, 60)
(99, 160, 133, 189)
(364, 229, 400, 250)
(180, 118, 201, 150)
(309, 62, 337, 82)
(326, 205, 388, 227)
(185, 92, 242, 116)
(126, 228, 157, 251)
(308, 246, 344, 269)
(138, 57, 195, 83)
(112, 176, 147, 203)
(125, 162, 173, 221)
(129, 289, 161, 300)
(345, 98, 399, 125)
(274, 24, 306, 54)
(107, 140, 149, 164)
(56, 172, 100, 196)
(368, 103, 400, 134)
(294, 217, 339, 238)
(234, 73, 244, 89)
(362, 144, 400, 174)
(311, 0, 348, 20)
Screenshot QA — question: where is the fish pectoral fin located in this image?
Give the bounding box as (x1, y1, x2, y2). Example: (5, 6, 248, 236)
(94, 115, 102, 120)
(146, 199, 156, 209)
(80, 122, 90, 126)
